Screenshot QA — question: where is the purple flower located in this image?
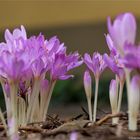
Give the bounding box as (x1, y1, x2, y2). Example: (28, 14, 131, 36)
(0, 51, 27, 81)
(84, 52, 106, 78)
(107, 13, 136, 53)
(51, 52, 83, 81)
(105, 34, 118, 56)
(104, 34, 125, 81)
(5, 25, 27, 43)
(103, 53, 125, 81)
(44, 36, 66, 56)
(123, 44, 140, 72)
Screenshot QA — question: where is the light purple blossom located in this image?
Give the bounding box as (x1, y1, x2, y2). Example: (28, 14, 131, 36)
(84, 52, 106, 78)
(5, 25, 27, 42)
(104, 34, 125, 81)
(107, 13, 136, 53)
(51, 52, 83, 81)
(122, 44, 140, 72)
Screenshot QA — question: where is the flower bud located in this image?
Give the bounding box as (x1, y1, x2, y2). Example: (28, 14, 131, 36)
(84, 70, 92, 121)
(109, 79, 118, 124)
(84, 70, 92, 98)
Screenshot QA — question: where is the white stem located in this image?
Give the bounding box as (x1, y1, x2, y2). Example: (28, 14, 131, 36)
(128, 75, 140, 131)
(117, 81, 124, 112)
(87, 97, 92, 121)
(39, 88, 49, 121)
(112, 117, 119, 125)
(26, 78, 40, 123)
(43, 81, 56, 121)
(129, 113, 137, 131)
(124, 69, 130, 101)
(9, 82, 19, 140)
(93, 77, 99, 122)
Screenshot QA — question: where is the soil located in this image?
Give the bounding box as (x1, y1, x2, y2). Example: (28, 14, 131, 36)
(0, 107, 140, 140)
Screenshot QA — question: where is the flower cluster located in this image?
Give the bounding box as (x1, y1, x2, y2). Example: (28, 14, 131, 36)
(0, 12, 140, 140)
(83, 12, 140, 131)
(106, 13, 140, 131)
(0, 26, 83, 139)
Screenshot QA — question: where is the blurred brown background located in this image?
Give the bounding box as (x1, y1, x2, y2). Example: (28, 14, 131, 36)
(1, 1, 140, 53)
(0, 0, 139, 116)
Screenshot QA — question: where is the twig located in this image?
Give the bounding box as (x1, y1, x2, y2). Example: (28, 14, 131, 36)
(95, 112, 125, 126)
(19, 126, 43, 132)
(28, 121, 44, 125)
(81, 106, 89, 117)
(71, 114, 84, 121)
(47, 115, 62, 125)
(0, 124, 43, 132)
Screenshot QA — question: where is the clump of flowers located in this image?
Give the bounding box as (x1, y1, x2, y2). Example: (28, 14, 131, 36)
(83, 12, 140, 132)
(0, 26, 83, 139)
(0, 12, 140, 140)
(84, 52, 106, 122)
(106, 13, 140, 131)
(103, 34, 125, 124)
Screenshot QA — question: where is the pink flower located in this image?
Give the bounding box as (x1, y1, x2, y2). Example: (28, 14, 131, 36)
(84, 52, 106, 78)
(107, 13, 136, 53)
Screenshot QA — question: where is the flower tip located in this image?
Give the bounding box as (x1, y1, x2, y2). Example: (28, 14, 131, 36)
(84, 70, 91, 86)
(109, 79, 117, 95)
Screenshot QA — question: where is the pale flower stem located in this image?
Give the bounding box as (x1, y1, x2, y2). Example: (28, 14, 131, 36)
(93, 77, 99, 122)
(21, 100, 26, 126)
(111, 77, 119, 125)
(26, 79, 40, 123)
(129, 113, 138, 131)
(40, 90, 48, 121)
(43, 81, 56, 121)
(87, 97, 92, 121)
(29, 80, 40, 122)
(40, 86, 48, 121)
(115, 75, 119, 99)
(124, 69, 130, 99)
(117, 81, 124, 113)
(9, 82, 19, 139)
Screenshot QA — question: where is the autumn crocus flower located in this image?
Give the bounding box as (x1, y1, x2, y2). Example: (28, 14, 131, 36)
(0, 25, 83, 140)
(51, 52, 83, 81)
(84, 52, 106, 122)
(84, 52, 106, 79)
(104, 34, 125, 115)
(0, 26, 28, 139)
(84, 70, 92, 121)
(42, 52, 83, 120)
(128, 75, 140, 131)
(123, 44, 140, 72)
(107, 12, 136, 55)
